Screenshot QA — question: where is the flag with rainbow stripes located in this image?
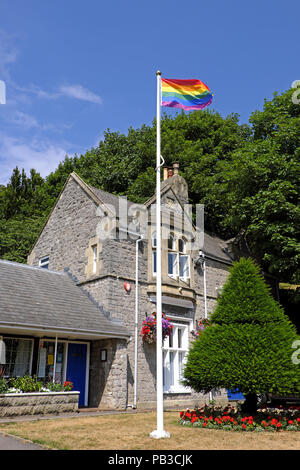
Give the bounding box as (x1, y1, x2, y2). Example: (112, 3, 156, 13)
(161, 78, 213, 110)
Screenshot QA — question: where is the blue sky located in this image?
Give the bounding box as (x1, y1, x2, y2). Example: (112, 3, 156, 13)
(0, 0, 299, 185)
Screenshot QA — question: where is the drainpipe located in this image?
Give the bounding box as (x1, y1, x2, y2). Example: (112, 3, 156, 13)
(133, 234, 143, 409)
(118, 227, 143, 409)
(199, 251, 208, 319)
(199, 251, 212, 402)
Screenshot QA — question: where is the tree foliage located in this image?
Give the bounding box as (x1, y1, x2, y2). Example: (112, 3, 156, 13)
(0, 87, 299, 284)
(183, 258, 300, 406)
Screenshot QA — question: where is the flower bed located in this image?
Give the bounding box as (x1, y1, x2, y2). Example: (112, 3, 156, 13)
(0, 375, 74, 394)
(0, 376, 79, 417)
(179, 404, 300, 432)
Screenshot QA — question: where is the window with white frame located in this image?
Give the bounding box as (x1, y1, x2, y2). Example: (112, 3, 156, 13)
(92, 245, 98, 274)
(163, 322, 189, 393)
(168, 233, 178, 278)
(39, 256, 49, 269)
(178, 238, 190, 281)
(167, 235, 190, 282)
(3, 338, 33, 377)
(152, 232, 157, 276)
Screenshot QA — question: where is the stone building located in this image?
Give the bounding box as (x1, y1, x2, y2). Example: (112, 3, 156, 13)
(26, 164, 233, 409)
(1, 164, 235, 410)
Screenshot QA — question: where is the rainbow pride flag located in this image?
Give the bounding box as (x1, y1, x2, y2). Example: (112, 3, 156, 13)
(161, 78, 213, 110)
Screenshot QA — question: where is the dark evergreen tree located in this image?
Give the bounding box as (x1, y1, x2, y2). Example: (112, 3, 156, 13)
(183, 258, 300, 413)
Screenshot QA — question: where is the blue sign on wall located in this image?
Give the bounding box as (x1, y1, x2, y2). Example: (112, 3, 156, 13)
(227, 389, 245, 401)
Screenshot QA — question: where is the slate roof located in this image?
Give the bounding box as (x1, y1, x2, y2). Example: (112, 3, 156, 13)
(202, 232, 233, 264)
(0, 260, 130, 339)
(89, 185, 136, 217)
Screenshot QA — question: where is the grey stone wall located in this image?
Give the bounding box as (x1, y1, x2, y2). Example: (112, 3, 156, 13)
(28, 177, 100, 282)
(89, 339, 128, 410)
(0, 392, 79, 417)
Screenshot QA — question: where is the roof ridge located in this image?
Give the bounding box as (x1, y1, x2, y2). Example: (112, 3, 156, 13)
(88, 183, 136, 206)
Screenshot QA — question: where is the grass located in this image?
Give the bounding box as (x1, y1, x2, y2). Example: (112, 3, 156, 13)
(0, 411, 299, 450)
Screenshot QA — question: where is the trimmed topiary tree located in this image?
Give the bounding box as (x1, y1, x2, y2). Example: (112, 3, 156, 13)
(183, 257, 300, 413)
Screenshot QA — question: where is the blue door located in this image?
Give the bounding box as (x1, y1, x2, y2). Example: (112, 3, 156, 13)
(66, 343, 87, 407)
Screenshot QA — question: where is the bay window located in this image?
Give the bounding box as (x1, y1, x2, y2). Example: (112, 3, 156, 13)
(151, 232, 191, 283)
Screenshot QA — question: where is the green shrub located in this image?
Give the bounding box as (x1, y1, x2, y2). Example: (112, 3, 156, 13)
(183, 258, 300, 412)
(9, 375, 44, 393)
(46, 382, 64, 392)
(0, 378, 8, 393)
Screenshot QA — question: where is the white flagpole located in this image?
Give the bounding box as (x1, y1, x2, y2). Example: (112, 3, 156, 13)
(150, 70, 170, 439)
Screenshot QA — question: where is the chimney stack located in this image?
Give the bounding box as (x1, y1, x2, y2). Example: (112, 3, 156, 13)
(163, 167, 174, 180)
(173, 162, 179, 176)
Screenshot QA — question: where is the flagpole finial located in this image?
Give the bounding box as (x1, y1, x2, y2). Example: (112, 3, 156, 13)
(156, 70, 161, 76)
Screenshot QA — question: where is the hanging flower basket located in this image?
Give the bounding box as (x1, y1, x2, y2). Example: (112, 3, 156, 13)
(141, 312, 173, 344)
(191, 318, 211, 339)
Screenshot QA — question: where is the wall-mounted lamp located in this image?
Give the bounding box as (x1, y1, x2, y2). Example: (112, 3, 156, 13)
(100, 349, 107, 362)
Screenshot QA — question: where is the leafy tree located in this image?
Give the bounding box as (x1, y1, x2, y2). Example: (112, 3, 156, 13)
(0, 87, 299, 286)
(200, 89, 300, 283)
(183, 258, 300, 413)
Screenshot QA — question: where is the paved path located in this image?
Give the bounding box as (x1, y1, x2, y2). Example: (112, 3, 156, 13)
(0, 432, 45, 450)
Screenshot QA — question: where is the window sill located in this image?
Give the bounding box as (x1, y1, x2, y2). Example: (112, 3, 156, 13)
(163, 388, 191, 395)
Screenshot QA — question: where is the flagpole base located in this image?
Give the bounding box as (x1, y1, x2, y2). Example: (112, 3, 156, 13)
(150, 429, 171, 439)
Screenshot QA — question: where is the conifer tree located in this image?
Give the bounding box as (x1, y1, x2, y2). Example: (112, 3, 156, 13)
(183, 258, 300, 413)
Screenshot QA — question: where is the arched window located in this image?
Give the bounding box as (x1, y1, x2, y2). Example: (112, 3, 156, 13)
(178, 238, 186, 254)
(168, 233, 178, 278)
(168, 235, 190, 282)
(179, 238, 190, 280)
